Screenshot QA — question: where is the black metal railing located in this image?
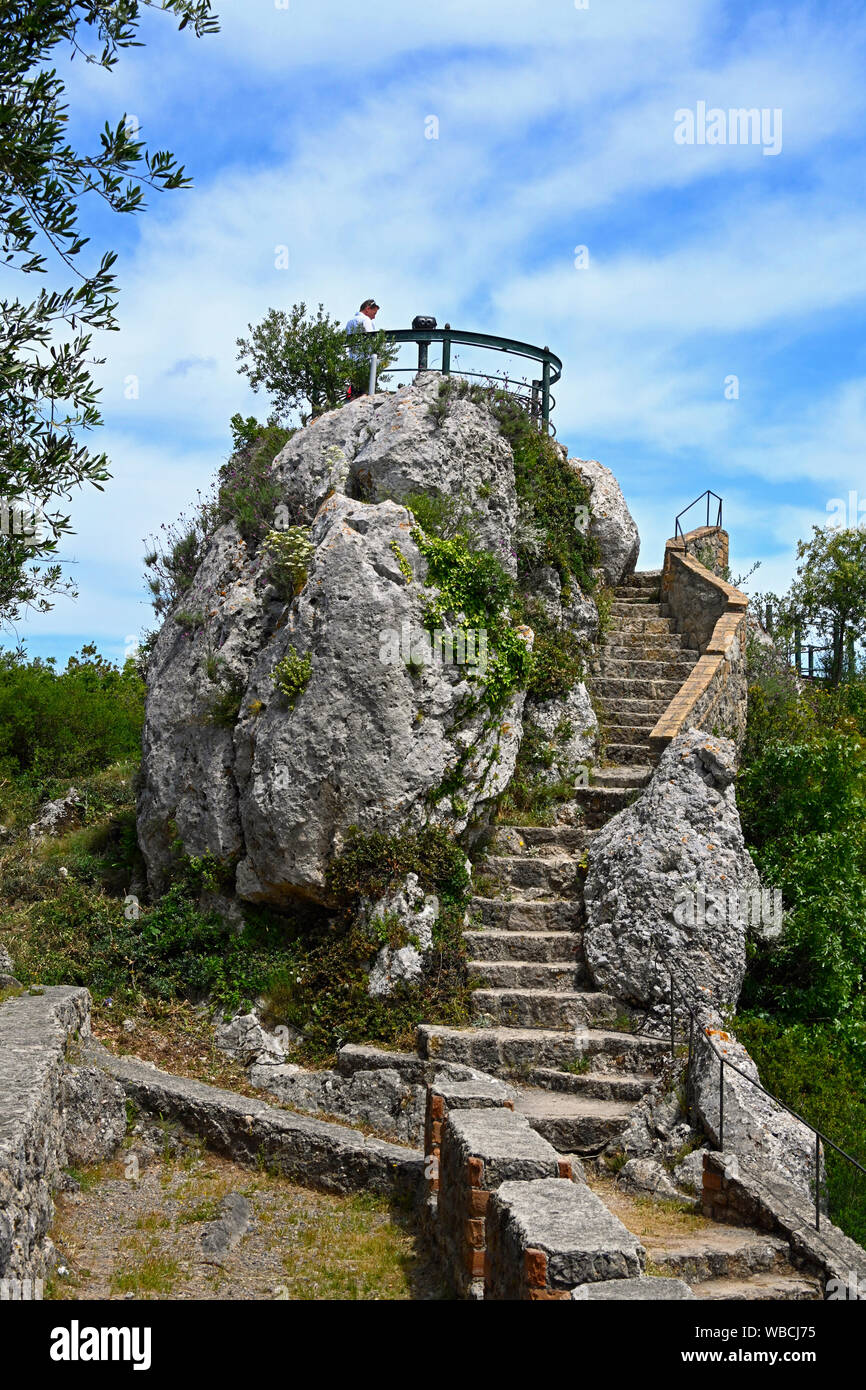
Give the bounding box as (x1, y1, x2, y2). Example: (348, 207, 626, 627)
(380, 324, 562, 435)
(656, 952, 866, 1233)
(674, 490, 723, 547)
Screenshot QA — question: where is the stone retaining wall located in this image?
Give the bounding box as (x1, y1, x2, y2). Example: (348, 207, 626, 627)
(0, 987, 125, 1282)
(651, 529, 749, 752)
(702, 1151, 866, 1296)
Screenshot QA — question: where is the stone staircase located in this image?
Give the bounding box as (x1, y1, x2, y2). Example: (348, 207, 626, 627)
(572, 569, 701, 827)
(417, 564, 835, 1299)
(418, 822, 668, 1156)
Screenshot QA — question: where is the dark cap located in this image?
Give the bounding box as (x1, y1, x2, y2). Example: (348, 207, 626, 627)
(360, 298, 379, 311)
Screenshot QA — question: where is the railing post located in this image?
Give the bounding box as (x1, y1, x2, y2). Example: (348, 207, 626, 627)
(719, 1057, 725, 1150)
(368, 353, 378, 396)
(542, 353, 551, 435)
(669, 974, 675, 1061)
(808, 646, 814, 680)
(441, 324, 451, 376)
(795, 620, 802, 677)
(417, 339, 429, 371)
(687, 1014, 694, 1118)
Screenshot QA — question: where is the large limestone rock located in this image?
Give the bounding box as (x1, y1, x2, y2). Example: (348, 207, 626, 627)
(523, 683, 599, 788)
(690, 1009, 817, 1201)
(583, 730, 759, 1017)
(138, 435, 526, 906)
(570, 457, 639, 587)
(272, 371, 519, 571)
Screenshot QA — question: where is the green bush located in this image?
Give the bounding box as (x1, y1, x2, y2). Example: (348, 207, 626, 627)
(485, 389, 599, 594)
(257, 826, 472, 1058)
(412, 528, 533, 711)
(271, 648, 312, 707)
(0, 646, 145, 789)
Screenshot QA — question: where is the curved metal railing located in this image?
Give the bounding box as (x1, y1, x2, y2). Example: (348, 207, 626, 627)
(379, 324, 562, 435)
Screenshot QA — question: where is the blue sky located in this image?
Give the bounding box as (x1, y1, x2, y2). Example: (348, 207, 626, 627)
(11, 0, 866, 664)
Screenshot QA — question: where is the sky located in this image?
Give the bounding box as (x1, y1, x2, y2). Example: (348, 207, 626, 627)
(10, 0, 866, 664)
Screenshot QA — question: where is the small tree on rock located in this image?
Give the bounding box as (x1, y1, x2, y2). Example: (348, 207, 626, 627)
(236, 302, 396, 424)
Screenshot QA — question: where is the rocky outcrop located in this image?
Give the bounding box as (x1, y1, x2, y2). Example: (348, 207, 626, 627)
(583, 730, 759, 1017)
(272, 371, 519, 570)
(138, 490, 525, 905)
(364, 873, 440, 997)
(690, 1013, 817, 1201)
(570, 458, 639, 588)
(522, 682, 599, 788)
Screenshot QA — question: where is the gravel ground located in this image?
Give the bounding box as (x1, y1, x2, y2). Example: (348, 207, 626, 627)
(48, 1146, 445, 1301)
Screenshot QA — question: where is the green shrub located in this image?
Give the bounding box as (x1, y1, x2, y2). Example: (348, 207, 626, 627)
(257, 826, 472, 1058)
(260, 527, 315, 600)
(485, 389, 599, 593)
(0, 646, 145, 790)
(271, 648, 312, 707)
(412, 528, 533, 711)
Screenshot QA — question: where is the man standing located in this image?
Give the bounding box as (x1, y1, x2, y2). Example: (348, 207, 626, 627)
(345, 298, 380, 398)
(345, 298, 380, 339)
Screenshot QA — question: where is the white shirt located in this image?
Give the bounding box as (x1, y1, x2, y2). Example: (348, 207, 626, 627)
(345, 311, 376, 336)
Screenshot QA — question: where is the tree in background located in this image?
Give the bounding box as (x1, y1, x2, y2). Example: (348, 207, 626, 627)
(786, 526, 866, 686)
(0, 0, 219, 627)
(236, 301, 397, 424)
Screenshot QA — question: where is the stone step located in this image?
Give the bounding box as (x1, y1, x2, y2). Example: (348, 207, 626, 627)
(591, 657, 699, 681)
(601, 639, 689, 660)
(513, 1087, 636, 1154)
(592, 677, 682, 701)
(623, 569, 663, 585)
(470, 989, 621, 1030)
(645, 1230, 792, 1285)
(486, 825, 591, 855)
(603, 743, 658, 767)
(692, 1273, 822, 1301)
(592, 765, 652, 788)
(603, 724, 657, 745)
(611, 594, 660, 608)
(463, 929, 582, 963)
(613, 584, 660, 598)
(527, 1067, 655, 1102)
(416, 1024, 669, 1077)
(596, 696, 672, 719)
(610, 601, 664, 617)
(607, 617, 675, 636)
(570, 786, 641, 827)
(469, 897, 585, 932)
(468, 960, 587, 991)
(475, 855, 580, 898)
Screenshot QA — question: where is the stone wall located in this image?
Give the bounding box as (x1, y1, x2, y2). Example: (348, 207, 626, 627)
(0, 987, 125, 1282)
(701, 1151, 866, 1295)
(651, 530, 749, 752)
(435, 1101, 570, 1296)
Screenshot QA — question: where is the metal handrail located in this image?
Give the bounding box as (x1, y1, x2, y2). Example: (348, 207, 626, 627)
(380, 324, 562, 435)
(656, 950, 866, 1232)
(674, 490, 723, 547)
